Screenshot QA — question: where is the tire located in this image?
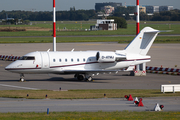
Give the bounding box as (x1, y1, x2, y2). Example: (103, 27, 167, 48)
(77, 75, 84, 81)
(20, 78, 24, 82)
(87, 76, 92, 82)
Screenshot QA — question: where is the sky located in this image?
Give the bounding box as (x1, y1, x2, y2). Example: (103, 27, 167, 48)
(0, 0, 179, 11)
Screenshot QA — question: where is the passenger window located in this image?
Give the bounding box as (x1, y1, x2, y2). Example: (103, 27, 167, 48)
(77, 58, 79, 62)
(83, 58, 85, 62)
(59, 59, 61, 62)
(71, 59, 73, 62)
(53, 59, 56, 62)
(65, 59, 67, 62)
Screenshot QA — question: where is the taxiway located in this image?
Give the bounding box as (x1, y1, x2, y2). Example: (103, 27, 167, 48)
(0, 43, 179, 112)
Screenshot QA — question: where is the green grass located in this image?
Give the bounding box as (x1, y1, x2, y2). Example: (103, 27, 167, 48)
(155, 36, 180, 43)
(0, 31, 52, 37)
(0, 21, 96, 29)
(0, 36, 129, 43)
(0, 21, 180, 37)
(0, 111, 180, 120)
(0, 36, 180, 43)
(0, 21, 180, 43)
(0, 89, 179, 99)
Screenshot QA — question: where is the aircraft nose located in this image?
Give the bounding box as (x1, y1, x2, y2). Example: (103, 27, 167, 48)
(5, 62, 16, 71)
(5, 64, 12, 71)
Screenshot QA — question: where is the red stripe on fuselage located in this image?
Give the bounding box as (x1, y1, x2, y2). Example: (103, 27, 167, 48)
(6, 58, 150, 71)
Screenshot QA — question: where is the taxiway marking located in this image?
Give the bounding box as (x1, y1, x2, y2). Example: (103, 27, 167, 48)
(0, 84, 39, 90)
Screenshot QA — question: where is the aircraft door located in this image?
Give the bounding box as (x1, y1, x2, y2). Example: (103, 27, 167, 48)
(40, 52, 49, 69)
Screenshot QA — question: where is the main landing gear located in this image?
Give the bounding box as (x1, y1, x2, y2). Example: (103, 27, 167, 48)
(20, 73, 25, 82)
(74, 74, 93, 82)
(19, 73, 93, 82)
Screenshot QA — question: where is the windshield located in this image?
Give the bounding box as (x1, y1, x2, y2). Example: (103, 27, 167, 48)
(20, 56, 35, 60)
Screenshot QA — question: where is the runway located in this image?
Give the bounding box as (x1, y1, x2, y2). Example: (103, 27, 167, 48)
(0, 97, 180, 113)
(0, 43, 180, 112)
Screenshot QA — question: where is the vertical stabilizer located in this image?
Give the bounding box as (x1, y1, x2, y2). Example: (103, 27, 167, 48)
(125, 27, 160, 55)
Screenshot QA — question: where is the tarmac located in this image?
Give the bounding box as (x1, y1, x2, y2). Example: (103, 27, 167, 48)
(0, 43, 180, 112)
(0, 97, 180, 113)
(0, 42, 180, 68)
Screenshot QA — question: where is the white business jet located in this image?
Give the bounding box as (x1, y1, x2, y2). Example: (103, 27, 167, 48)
(5, 27, 160, 82)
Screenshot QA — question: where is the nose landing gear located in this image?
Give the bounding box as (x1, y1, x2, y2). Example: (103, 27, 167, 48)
(20, 74, 25, 82)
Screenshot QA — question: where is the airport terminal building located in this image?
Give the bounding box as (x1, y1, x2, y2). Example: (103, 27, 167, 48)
(95, 2, 122, 11)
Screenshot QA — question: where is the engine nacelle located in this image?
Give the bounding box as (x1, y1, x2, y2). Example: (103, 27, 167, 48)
(96, 52, 126, 63)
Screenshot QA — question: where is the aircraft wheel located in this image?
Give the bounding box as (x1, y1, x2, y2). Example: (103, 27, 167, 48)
(20, 78, 25, 82)
(74, 74, 78, 78)
(87, 76, 93, 82)
(77, 75, 84, 81)
(19, 73, 25, 82)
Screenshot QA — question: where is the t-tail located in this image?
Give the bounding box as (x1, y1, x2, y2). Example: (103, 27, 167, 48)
(125, 27, 160, 55)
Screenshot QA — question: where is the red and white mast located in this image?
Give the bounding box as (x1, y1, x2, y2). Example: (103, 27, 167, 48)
(136, 0, 140, 35)
(53, 0, 56, 51)
(135, 0, 146, 76)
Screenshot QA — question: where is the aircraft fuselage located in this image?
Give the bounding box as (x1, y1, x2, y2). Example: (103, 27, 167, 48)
(5, 51, 150, 74)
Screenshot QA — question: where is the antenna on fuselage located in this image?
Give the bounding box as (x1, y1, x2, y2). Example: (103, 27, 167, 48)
(53, 0, 56, 52)
(47, 49, 50, 52)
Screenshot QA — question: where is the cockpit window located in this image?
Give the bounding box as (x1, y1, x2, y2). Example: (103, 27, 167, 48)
(20, 56, 35, 60)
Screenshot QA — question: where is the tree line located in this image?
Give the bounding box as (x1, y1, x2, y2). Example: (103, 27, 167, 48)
(0, 8, 180, 22)
(0, 9, 97, 21)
